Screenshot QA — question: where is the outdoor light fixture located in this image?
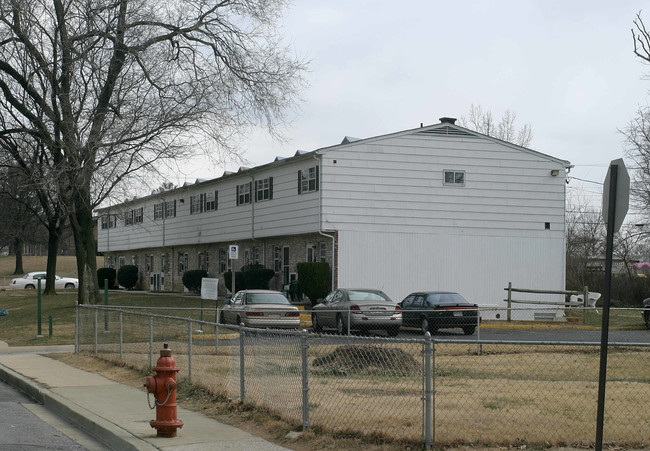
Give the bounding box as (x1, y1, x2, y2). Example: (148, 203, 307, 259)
(179, 198, 185, 203)
(550, 169, 560, 176)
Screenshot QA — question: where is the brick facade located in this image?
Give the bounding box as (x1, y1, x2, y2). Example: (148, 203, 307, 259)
(104, 232, 336, 295)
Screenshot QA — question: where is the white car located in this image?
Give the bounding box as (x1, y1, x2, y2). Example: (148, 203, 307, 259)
(9, 272, 78, 290)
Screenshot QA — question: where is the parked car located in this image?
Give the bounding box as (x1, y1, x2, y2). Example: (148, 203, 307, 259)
(643, 298, 650, 330)
(399, 291, 479, 335)
(311, 288, 402, 336)
(219, 290, 301, 329)
(9, 272, 78, 290)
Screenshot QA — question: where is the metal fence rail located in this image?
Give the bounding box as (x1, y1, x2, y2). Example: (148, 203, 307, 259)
(75, 305, 650, 449)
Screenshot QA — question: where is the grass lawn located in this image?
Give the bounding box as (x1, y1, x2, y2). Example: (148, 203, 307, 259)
(0, 289, 213, 346)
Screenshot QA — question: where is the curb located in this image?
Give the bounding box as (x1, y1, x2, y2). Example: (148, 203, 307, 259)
(0, 363, 156, 451)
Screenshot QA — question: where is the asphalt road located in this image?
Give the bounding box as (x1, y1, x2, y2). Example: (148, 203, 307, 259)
(400, 327, 650, 344)
(0, 379, 109, 451)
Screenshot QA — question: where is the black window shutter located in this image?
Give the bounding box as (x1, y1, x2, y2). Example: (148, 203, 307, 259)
(315, 166, 320, 192)
(173, 200, 176, 217)
(269, 177, 274, 199)
(215, 190, 218, 210)
(249, 182, 252, 203)
(254, 180, 258, 202)
(200, 193, 205, 212)
(297, 170, 302, 194)
(236, 185, 240, 206)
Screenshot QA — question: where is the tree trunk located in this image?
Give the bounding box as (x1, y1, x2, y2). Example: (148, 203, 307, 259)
(69, 194, 100, 305)
(43, 222, 62, 296)
(12, 237, 23, 275)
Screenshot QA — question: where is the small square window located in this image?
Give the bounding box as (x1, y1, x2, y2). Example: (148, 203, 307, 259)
(443, 170, 465, 186)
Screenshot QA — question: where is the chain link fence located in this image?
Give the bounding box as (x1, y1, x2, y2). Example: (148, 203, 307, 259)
(75, 304, 650, 449)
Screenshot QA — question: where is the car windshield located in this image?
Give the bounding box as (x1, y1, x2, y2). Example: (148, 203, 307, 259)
(426, 293, 469, 305)
(347, 291, 390, 302)
(246, 293, 290, 305)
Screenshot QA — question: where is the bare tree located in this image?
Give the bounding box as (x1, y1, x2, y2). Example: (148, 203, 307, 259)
(625, 12, 650, 222)
(565, 193, 606, 288)
(459, 104, 533, 148)
(0, 0, 306, 303)
(0, 167, 47, 275)
(0, 137, 68, 294)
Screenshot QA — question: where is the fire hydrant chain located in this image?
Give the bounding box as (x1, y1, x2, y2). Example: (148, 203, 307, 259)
(147, 385, 173, 409)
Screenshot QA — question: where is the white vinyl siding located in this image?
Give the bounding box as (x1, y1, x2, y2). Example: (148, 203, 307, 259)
(337, 230, 565, 311)
(98, 162, 321, 252)
(319, 132, 566, 238)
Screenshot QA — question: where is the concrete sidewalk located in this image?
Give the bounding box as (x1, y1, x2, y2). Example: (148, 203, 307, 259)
(0, 343, 290, 451)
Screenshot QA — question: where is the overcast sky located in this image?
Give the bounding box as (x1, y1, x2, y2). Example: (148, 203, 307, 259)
(170, 0, 649, 214)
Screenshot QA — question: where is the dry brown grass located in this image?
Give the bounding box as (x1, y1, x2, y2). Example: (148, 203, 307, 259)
(65, 339, 650, 449)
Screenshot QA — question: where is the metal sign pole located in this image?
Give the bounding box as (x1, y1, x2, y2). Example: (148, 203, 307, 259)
(595, 164, 617, 450)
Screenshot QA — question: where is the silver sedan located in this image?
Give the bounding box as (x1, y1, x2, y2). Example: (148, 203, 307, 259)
(219, 290, 301, 329)
(311, 288, 402, 336)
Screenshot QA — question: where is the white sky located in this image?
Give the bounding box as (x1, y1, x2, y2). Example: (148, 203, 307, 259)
(169, 0, 650, 217)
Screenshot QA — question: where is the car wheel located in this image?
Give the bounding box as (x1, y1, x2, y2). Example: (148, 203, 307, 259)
(463, 326, 476, 335)
(25, 285, 35, 290)
(311, 313, 322, 332)
(236, 315, 242, 326)
(219, 312, 226, 324)
(336, 314, 348, 335)
(420, 316, 430, 334)
(386, 326, 400, 337)
(644, 311, 650, 330)
(65, 283, 75, 289)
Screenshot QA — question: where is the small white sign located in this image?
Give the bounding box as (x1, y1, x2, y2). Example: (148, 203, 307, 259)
(229, 244, 239, 260)
(200, 278, 219, 300)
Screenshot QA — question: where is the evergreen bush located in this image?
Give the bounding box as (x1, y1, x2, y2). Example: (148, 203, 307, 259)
(117, 265, 139, 290)
(297, 262, 331, 306)
(97, 267, 117, 289)
(224, 263, 274, 292)
(183, 269, 208, 293)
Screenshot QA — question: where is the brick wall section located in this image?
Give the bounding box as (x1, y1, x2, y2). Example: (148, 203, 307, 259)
(103, 231, 337, 295)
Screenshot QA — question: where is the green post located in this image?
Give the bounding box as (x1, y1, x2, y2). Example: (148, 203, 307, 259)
(37, 279, 43, 337)
(104, 279, 109, 331)
(583, 286, 589, 325)
(49, 315, 53, 337)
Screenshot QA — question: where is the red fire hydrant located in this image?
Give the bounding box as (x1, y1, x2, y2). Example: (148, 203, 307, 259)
(144, 344, 183, 437)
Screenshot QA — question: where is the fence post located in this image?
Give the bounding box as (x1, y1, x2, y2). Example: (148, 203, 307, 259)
(74, 303, 79, 353)
(347, 307, 351, 336)
(239, 323, 245, 403)
(215, 307, 220, 355)
(423, 331, 433, 449)
(104, 279, 109, 332)
(583, 285, 589, 325)
(476, 309, 482, 356)
(149, 315, 154, 369)
(119, 311, 123, 361)
(188, 320, 193, 383)
(301, 329, 310, 430)
(93, 308, 98, 355)
(507, 282, 512, 322)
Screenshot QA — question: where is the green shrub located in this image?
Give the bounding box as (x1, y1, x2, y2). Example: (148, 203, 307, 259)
(182, 269, 208, 293)
(117, 265, 139, 290)
(297, 262, 331, 306)
(97, 267, 117, 289)
(224, 263, 274, 292)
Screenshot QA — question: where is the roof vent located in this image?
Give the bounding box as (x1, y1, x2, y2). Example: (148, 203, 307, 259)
(439, 117, 457, 125)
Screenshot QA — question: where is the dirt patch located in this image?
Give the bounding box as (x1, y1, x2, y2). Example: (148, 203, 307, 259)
(312, 345, 420, 376)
